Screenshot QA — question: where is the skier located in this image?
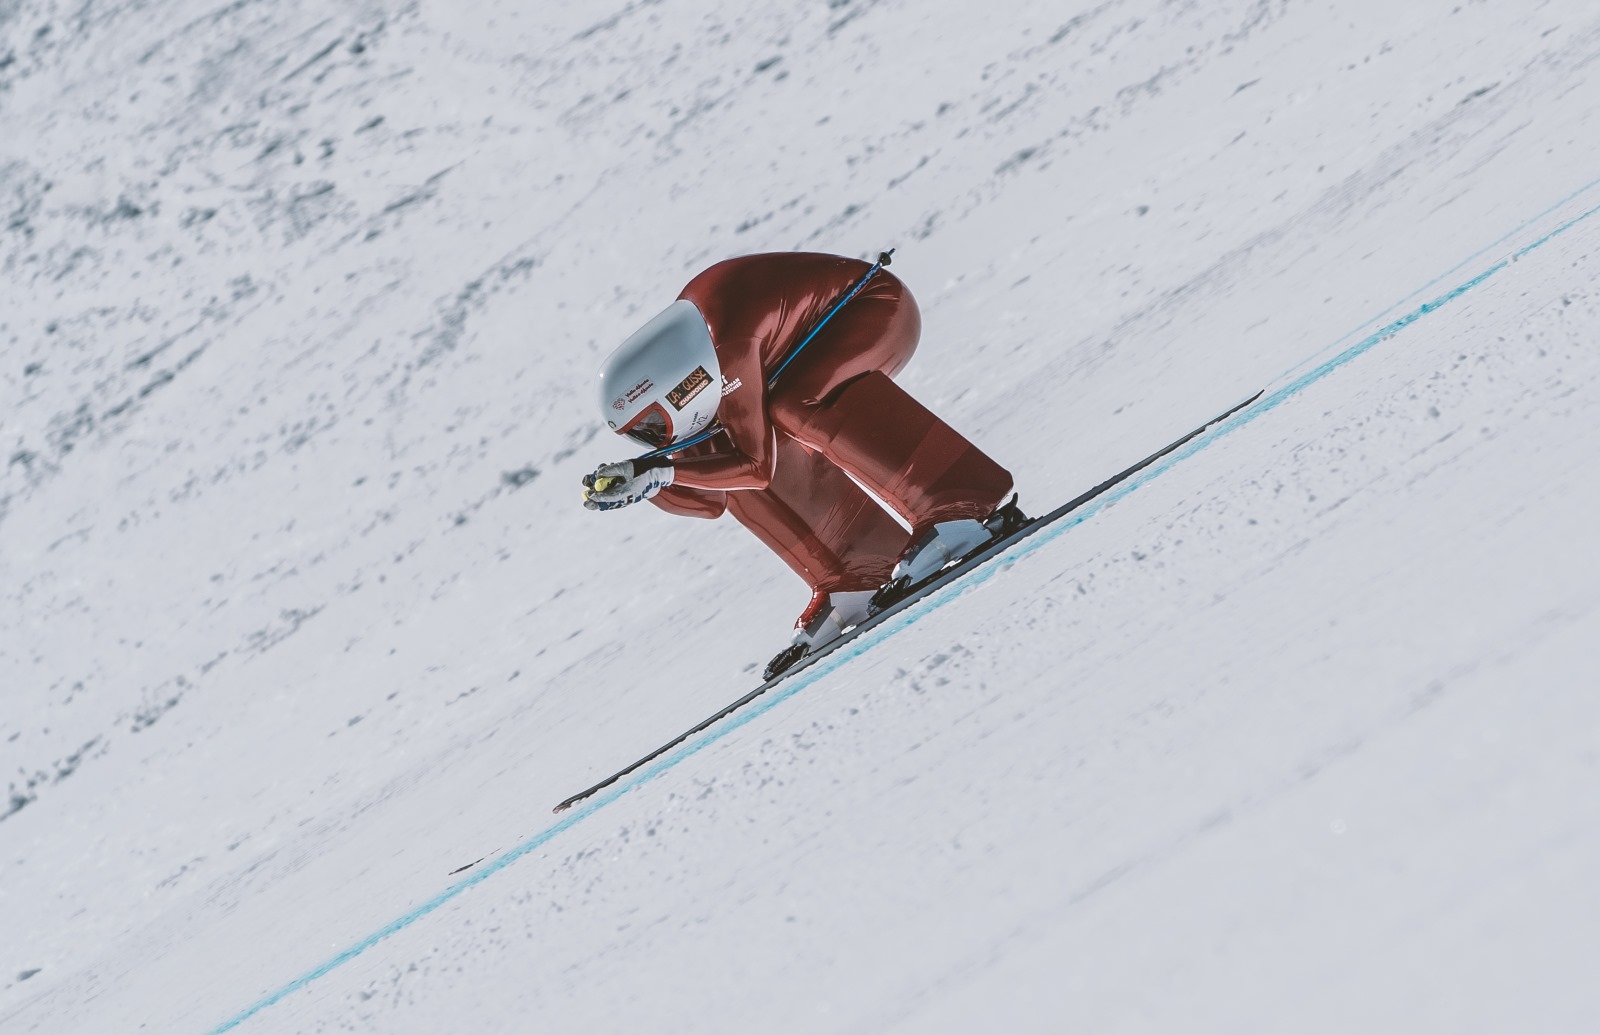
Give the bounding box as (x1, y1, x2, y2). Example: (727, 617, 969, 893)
(583, 251, 1019, 673)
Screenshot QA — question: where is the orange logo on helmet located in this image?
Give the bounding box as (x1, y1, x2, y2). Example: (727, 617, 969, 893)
(667, 366, 712, 411)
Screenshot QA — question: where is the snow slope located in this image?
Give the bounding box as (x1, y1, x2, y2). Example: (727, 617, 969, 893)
(3, 1, 1597, 1031)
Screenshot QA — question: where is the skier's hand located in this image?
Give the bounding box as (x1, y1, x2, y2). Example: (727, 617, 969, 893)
(581, 460, 675, 511)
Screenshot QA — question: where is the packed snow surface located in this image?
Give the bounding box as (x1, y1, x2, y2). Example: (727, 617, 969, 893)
(3, 1, 1598, 1032)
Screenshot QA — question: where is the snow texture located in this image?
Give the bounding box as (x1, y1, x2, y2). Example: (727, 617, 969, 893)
(2, 1, 1598, 1032)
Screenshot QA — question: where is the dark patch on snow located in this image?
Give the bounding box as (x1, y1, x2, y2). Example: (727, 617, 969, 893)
(284, 37, 344, 82)
(2, 737, 103, 822)
(156, 858, 205, 889)
(1049, 5, 1107, 45)
(405, 251, 539, 376)
(108, 197, 144, 220)
(887, 156, 929, 191)
(550, 425, 600, 463)
(573, 0, 664, 42)
(137, 369, 175, 398)
(246, 606, 324, 654)
(827, 0, 884, 35)
(132, 692, 183, 732)
(735, 212, 772, 233)
(381, 172, 446, 214)
(4, 790, 35, 820)
(46, 403, 93, 456)
(45, 245, 93, 281)
(53, 737, 100, 781)
(128, 337, 178, 369)
(997, 147, 1038, 175)
(805, 202, 864, 242)
(501, 466, 539, 489)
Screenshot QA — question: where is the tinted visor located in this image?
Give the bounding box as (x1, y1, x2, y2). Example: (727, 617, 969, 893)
(620, 402, 672, 449)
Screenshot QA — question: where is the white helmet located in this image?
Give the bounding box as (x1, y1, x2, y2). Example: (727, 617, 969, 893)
(599, 299, 722, 450)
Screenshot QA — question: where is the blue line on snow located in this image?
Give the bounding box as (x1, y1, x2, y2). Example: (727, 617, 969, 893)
(1269, 173, 1600, 386)
(205, 188, 1600, 1034)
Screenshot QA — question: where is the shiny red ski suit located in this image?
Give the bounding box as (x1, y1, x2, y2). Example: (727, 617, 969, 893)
(650, 252, 1013, 598)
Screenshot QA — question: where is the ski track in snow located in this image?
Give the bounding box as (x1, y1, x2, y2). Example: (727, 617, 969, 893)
(3, 1, 1599, 1032)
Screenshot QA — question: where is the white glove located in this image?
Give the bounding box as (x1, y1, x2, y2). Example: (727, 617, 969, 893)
(581, 460, 675, 511)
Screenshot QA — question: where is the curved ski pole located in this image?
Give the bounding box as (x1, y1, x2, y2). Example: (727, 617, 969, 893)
(765, 249, 894, 390)
(629, 249, 895, 465)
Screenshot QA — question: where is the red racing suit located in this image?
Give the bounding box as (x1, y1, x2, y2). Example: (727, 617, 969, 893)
(650, 252, 1013, 596)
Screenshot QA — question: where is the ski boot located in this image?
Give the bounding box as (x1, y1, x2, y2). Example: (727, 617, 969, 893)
(763, 589, 877, 681)
(870, 495, 1028, 612)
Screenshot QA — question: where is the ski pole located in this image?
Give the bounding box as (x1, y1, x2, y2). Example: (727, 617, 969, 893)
(631, 249, 894, 462)
(765, 248, 894, 389)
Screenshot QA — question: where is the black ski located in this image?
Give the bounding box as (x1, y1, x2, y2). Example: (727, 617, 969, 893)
(552, 390, 1263, 814)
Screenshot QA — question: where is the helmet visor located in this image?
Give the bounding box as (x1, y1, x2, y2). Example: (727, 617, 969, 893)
(620, 402, 673, 449)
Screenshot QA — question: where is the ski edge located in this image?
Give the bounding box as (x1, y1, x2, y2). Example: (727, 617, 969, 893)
(551, 390, 1263, 814)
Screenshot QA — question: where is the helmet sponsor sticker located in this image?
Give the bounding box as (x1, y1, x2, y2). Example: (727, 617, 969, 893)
(624, 378, 654, 404)
(666, 365, 712, 411)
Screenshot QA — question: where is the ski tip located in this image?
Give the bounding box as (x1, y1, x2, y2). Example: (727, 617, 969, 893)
(552, 801, 573, 814)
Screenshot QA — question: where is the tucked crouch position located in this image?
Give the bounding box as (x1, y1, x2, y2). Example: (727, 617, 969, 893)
(584, 251, 1018, 670)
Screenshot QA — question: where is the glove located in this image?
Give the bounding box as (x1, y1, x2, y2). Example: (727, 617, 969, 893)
(581, 459, 675, 511)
